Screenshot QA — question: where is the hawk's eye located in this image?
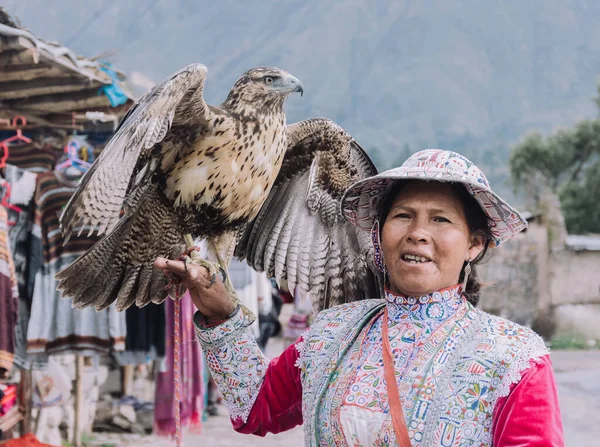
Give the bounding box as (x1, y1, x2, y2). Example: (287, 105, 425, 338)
(264, 76, 275, 85)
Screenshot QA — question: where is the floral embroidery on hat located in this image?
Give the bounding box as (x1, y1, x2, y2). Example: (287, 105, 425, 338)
(341, 149, 527, 247)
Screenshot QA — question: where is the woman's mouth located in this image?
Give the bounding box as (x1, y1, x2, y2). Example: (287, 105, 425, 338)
(401, 254, 431, 264)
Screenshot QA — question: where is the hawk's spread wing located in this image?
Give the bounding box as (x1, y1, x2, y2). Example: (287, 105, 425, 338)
(60, 63, 211, 237)
(235, 118, 383, 312)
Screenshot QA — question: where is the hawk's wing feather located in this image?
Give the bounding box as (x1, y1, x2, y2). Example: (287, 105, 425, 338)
(235, 118, 383, 312)
(60, 63, 211, 238)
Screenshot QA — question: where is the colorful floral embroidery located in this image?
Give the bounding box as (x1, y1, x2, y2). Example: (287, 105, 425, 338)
(195, 308, 268, 423)
(299, 286, 549, 447)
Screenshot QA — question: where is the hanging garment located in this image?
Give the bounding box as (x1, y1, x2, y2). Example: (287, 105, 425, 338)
(4, 165, 40, 370)
(0, 206, 19, 375)
(154, 293, 204, 436)
(26, 170, 125, 363)
(114, 302, 166, 366)
(5, 165, 38, 299)
(0, 384, 18, 416)
(4, 144, 58, 370)
(6, 142, 57, 174)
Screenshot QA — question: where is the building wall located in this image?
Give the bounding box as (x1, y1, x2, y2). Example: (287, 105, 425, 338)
(550, 250, 600, 307)
(477, 222, 545, 326)
(477, 218, 600, 339)
(550, 250, 600, 340)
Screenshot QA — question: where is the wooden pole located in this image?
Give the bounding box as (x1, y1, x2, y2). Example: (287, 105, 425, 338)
(18, 369, 32, 435)
(73, 356, 83, 447)
(121, 365, 134, 396)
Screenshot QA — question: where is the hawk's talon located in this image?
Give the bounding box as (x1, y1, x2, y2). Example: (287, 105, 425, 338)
(183, 256, 191, 275)
(207, 273, 217, 288)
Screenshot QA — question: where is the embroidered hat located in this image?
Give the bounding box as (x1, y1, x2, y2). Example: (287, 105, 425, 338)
(341, 149, 528, 247)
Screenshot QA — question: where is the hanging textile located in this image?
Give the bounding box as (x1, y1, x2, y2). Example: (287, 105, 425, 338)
(0, 384, 17, 416)
(4, 165, 38, 299)
(4, 145, 58, 370)
(0, 432, 58, 447)
(154, 293, 204, 436)
(5, 141, 57, 174)
(5, 165, 39, 370)
(25, 170, 125, 364)
(0, 206, 19, 375)
(99, 65, 129, 107)
(114, 302, 166, 366)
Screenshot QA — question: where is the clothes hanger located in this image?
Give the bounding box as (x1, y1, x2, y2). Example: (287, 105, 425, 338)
(0, 116, 33, 169)
(55, 139, 92, 173)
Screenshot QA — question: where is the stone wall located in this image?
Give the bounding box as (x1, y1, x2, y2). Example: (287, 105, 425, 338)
(550, 249, 600, 307)
(549, 248, 600, 340)
(477, 215, 600, 339)
(477, 220, 545, 326)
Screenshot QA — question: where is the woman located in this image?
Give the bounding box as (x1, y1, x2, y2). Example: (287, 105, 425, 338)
(155, 149, 564, 446)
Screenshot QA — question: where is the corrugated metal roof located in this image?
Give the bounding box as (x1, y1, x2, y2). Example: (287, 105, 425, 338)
(566, 234, 600, 251)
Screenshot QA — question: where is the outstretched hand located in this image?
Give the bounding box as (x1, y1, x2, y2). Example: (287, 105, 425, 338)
(154, 257, 236, 320)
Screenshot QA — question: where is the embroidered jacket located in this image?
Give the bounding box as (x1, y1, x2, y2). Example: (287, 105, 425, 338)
(195, 286, 564, 446)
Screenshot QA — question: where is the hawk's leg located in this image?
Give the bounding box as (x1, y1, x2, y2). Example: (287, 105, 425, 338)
(181, 234, 256, 324)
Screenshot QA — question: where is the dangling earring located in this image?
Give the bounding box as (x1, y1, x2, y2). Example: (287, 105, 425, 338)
(371, 220, 387, 273)
(462, 259, 472, 291)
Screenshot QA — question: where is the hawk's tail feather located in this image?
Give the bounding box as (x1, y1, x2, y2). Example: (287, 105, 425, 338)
(56, 186, 183, 311)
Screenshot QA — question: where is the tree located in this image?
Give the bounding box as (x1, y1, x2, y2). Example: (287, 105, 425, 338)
(509, 100, 600, 233)
(560, 160, 600, 233)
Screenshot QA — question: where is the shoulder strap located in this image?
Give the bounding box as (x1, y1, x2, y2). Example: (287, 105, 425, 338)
(382, 307, 412, 447)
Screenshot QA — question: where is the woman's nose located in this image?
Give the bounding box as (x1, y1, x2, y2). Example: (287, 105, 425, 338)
(406, 221, 430, 243)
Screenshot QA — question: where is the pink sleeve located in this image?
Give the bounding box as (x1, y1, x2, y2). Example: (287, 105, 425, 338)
(232, 337, 303, 436)
(493, 354, 565, 447)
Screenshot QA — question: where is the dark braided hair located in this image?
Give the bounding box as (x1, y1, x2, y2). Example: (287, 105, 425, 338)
(377, 180, 493, 306)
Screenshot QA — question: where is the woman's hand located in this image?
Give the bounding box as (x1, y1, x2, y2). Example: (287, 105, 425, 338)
(154, 257, 236, 320)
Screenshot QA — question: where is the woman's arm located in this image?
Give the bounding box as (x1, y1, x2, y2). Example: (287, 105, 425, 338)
(492, 354, 564, 447)
(195, 309, 303, 435)
(231, 336, 303, 435)
(155, 256, 303, 435)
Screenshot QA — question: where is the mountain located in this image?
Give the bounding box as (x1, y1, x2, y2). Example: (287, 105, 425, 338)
(4, 0, 600, 197)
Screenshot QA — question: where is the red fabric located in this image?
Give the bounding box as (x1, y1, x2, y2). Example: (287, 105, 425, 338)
(0, 384, 18, 415)
(234, 343, 564, 446)
(232, 337, 303, 436)
(493, 355, 565, 447)
(2, 433, 59, 446)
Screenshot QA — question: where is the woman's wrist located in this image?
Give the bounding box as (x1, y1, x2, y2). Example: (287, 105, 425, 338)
(203, 303, 240, 327)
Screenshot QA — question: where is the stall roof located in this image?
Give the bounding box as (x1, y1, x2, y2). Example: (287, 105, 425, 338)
(0, 12, 134, 130)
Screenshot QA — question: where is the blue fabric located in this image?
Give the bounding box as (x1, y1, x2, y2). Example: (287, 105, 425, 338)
(98, 63, 129, 107)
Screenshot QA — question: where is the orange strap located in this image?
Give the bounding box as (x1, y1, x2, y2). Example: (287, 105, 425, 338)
(382, 307, 412, 447)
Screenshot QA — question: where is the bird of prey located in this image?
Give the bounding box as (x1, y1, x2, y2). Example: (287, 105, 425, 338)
(56, 63, 381, 317)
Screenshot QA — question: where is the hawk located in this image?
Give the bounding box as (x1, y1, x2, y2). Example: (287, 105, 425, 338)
(56, 64, 381, 317)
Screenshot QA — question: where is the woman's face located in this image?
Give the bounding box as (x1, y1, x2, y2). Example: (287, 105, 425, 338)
(381, 181, 485, 296)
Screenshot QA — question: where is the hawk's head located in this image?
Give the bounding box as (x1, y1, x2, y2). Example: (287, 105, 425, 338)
(225, 67, 303, 113)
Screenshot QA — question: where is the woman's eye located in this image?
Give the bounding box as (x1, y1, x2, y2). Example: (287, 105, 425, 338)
(395, 213, 411, 219)
(434, 216, 450, 223)
(264, 76, 274, 85)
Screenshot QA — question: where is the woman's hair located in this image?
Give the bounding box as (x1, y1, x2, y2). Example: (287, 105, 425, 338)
(377, 180, 493, 306)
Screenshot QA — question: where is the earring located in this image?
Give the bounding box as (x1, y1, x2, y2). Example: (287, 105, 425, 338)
(371, 220, 387, 273)
(461, 260, 472, 291)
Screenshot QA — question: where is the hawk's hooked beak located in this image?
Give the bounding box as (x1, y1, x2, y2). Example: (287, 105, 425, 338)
(282, 75, 304, 96)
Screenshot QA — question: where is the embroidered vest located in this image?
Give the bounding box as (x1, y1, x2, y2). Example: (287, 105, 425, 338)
(298, 299, 548, 446)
